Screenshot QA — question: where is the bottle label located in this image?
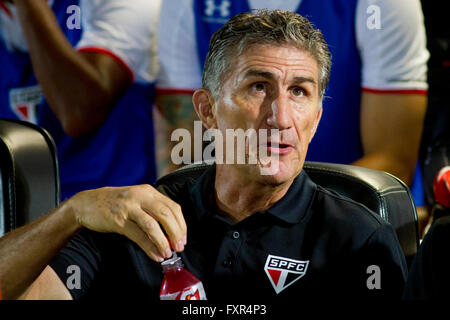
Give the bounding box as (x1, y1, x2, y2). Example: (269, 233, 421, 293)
(160, 282, 207, 300)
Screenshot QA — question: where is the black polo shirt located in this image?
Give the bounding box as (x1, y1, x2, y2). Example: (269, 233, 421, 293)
(50, 165, 407, 301)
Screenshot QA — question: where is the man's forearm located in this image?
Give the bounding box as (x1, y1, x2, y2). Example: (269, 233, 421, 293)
(0, 202, 81, 300)
(352, 153, 416, 186)
(358, 93, 427, 186)
(12, 0, 118, 136)
(155, 94, 200, 176)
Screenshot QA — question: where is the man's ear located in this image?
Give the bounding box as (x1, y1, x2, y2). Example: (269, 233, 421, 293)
(192, 88, 217, 129)
(309, 104, 323, 143)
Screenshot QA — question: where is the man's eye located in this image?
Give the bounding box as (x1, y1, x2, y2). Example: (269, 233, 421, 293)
(253, 83, 266, 92)
(291, 87, 305, 97)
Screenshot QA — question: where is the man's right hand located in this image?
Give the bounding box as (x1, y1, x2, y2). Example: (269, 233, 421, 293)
(68, 184, 187, 262)
(0, 184, 187, 299)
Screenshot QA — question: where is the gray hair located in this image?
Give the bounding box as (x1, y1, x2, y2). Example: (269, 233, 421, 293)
(202, 9, 331, 100)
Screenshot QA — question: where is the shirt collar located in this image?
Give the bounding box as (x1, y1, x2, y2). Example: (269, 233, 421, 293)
(189, 165, 317, 225)
(189, 164, 217, 221)
(266, 170, 317, 224)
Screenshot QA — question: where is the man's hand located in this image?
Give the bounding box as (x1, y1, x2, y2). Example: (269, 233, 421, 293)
(0, 184, 187, 299)
(70, 185, 187, 262)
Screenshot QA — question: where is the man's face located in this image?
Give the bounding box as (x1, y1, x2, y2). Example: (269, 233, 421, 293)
(213, 44, 322, 185)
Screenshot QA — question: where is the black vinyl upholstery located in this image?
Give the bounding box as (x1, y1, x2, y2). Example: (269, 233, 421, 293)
(0, 119, 60, 237)
(156, 161, 419, 265)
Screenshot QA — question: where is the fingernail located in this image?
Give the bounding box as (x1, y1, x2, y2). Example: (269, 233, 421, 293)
(156, 255, 164, 263)
(182, 235, 187, 245)
(165, 248, 172, 258)
(177, 240, 184, 251)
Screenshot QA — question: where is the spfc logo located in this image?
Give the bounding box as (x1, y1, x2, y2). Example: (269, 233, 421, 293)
(264, 255, 309, 294)
(9, 85, 42, 124)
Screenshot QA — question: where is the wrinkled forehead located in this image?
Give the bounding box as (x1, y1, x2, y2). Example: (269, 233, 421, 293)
(228, 44, 320, 84)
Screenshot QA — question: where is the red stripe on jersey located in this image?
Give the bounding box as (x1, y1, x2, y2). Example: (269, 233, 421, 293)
(78, 47, 135, 82)
(362, 87, 428, 95)
(0, 3, 12, 18)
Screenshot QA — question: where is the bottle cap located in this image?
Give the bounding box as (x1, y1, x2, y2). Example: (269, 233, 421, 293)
(164, 235, 178, 260)
(161, 255, 183, 272)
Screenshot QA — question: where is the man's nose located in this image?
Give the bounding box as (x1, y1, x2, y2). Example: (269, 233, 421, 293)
(266, 93, 293, 130)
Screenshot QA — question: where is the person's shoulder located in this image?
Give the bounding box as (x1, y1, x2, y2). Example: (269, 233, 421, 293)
(155, 177, 197, 201)
(154, 165, 215, 216)
(154, 169, 203, 205)
(313, 185, 390, 235)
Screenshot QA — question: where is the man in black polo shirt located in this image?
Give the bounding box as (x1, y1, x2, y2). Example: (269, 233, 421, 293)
(0, 9, 406, 300)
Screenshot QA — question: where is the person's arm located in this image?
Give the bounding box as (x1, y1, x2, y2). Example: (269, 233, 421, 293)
(354, 0, 429, 185)
(12, 0, 135, 137)
(154, 93, 199, 176)
(155, 0, 201, 176)
(0, 184, 187, 300)
(0, 204, 80, 300)
(354, 92, 427, 185)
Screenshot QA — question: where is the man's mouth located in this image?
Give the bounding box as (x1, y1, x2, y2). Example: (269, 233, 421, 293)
(264, 142, 294, 155)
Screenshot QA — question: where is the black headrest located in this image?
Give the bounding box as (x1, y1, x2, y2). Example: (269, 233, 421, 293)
(0, 119, 60, 236)
(155, 162, 419, 264)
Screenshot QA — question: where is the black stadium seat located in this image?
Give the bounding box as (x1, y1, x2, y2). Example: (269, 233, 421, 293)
(155, 162, 419, 266)
(0, 119, 60, 237)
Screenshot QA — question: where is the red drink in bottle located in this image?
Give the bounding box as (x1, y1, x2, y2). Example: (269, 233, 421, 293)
(159, 254, 207, 300)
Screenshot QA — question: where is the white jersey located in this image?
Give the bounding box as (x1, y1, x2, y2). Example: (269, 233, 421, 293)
(156, 0, 429, 93)
(0, 0, 161, 83)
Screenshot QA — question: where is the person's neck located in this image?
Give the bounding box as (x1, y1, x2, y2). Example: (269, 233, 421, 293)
(214, 165, 293, 223)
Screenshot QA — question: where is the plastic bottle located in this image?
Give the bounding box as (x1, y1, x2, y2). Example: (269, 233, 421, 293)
(159, 253, 207, 300)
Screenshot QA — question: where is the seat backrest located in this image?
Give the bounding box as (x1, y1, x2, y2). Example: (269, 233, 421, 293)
(155, 161, 419, 265)
(0, 119, 60, 237)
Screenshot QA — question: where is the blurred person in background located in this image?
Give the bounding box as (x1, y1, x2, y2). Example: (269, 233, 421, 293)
(403, 0, 450, 299)
(417, 0, 450, 233)
(0, 0, 161, 200)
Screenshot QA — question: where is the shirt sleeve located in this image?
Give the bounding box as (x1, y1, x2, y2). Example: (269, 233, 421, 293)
(356, 0, 429, 93)
(156, 0, 202, 92)
(49, 229, 103, 300)
(77, 0, 161, 83)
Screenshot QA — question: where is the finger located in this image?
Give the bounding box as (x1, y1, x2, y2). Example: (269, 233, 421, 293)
(141, 193, 187, 250)
(145, 190, 187, 236)
(129, 208, 173, 259)
(142, 201, 185, 252)
(134, 185, 187, 251)
(163, 197, 187, 239)
(120, 220, 165, 262)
